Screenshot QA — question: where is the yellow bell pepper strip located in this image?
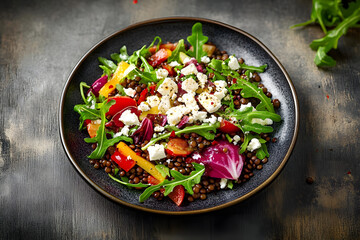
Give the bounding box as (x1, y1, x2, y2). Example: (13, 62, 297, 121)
(139, 106, 159, 120)
(116, 142, 165, 182)
(99, 61, 130, 98)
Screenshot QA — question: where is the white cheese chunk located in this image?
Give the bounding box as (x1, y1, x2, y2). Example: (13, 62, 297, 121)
(154, 125, 165, 132)
(201, 56, 211, 64)
(148, 144, 166, 161)
(157, 78, 178, 97)
(156, 68, 169, 79)
(251, 118, 273, 126)
(203, 115, 218, 124)
(181, 63, 198, 76)
(196, 72, 208, 88)
(119, 110, 140, 126)
(198, 92, 222, 113)
(124, 88, 136, 97)
(146, 95, 160, 108)
(158, 95, 171, 114)
(192, 111, 207, 122)
(180, 93, 199, 111)
(233, 135, 241, 145)
(239, 102, 255, 112)
(247, 138, 262, 152)
(228, 56, 240, 70)
(138, 101, 150, 112)
(182, 77, 199, 93)
(166, 105, 191, 126)
(220, 178, 228, 189)
(169, 61, 180, 67)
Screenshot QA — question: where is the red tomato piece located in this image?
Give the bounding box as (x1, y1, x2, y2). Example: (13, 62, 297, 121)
(138, 88, 148, 105)
(86, 120, 101, 138)
(148, 48, 171, 67)
(161, 185, 185, 206)
(162, 64, 176, 77)
(106, 96, 137, 117)
(148, 175, 160, 185)
(149, 85, 156, 95)
(166, 138, 193, 157)
(149, 43, 177, 54)
(111, 151, 136, 172)
(219, 120, 240, 133)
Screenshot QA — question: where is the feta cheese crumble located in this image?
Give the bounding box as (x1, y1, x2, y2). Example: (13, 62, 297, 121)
(201, 56, 211, 64)
(247, 138, 262, 152)
(146, 95, 160, 108)
(180, 93, 199, 111)
(158, 95, 171, 114)
(203, 115, 218, 124)
(228, 56, 240, 70)
(124, 88, 136, 97)
(119, 110, 140, 126)
(182, 77, 199, 93)
(169, 61, 180, 67)
(157, 78, 178, 97)
(166, 105, 191, 126)
(196, 72, 208, 88)
(154, 125, 165, 132)
(251, 118, 274, 126)
(233, 135, 241, 145)
(239, 102, 255, 112)
(138, 101, 150, 112)
(198, 92, 222, 113)
(156, 68, 169, 79)
(181, 63, 198, 76)
(148, 144, 166, 161)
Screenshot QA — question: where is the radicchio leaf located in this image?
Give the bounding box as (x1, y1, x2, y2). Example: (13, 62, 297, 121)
(192, 140, 245, 180)
(89, 75, 108, 96)
(132, 117, 153, 144)
(177, 116, 189, 129)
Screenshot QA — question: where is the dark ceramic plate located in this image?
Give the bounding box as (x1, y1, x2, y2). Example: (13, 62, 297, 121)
(59, 17, 299, 214)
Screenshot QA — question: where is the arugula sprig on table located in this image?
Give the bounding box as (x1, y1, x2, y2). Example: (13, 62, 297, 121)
(291, 0, 360, 67)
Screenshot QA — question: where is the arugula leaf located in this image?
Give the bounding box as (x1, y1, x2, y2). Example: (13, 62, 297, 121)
(167, 39, 186, 62)
(73, 104, 101, 130)
(84, 100, 133, 159)
(155, 164, 170, 178)
(99, 65, 113, 77)
(98, 57, 117, 72)
(142, 122, 220, 150)
(115, 84, 126, 96)
(109, 174, 150, 188)
(148, 36, 162, 52)
(79, 82, 90, 104)
(140, 56, 155, 73)
(127, 67, 158, 84)
(186, 22, 208, 62)
(227, 180, 234, 189)
(310, 8, 360, 67)
(111, 46, 129, 63)
(229, 76, 275, 113)
(256, 138, 269, 159)
(128, 45, 151, 65)
(139, 163, 205, 202)
(239, 63, 267, 73)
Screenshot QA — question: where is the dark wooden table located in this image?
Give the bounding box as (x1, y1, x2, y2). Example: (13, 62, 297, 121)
(1, 0, 359, 239)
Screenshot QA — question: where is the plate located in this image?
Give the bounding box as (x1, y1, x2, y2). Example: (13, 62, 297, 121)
(59, 17, 299, 214)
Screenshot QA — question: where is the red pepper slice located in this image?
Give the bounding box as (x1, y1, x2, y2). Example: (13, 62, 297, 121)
(138, 88, 148, 105)
(170, 131, 176, 138)
(219, 120, 240, 134)
(162, 64, 176, 77)
(160, 185, 185, 206)
(148, 48, 171, 67)
(148, 175, 160, 185)
(149, 85, 157, 95)
(111, 151, 136, 172)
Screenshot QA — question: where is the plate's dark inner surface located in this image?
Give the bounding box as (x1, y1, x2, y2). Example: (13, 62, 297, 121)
(61, 19, 296, 213)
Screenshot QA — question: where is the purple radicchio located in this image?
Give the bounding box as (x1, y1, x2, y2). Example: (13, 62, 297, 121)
(132, 117, 153, 144)
(88, 75, 108, 97)
(192, 140, 245, 180)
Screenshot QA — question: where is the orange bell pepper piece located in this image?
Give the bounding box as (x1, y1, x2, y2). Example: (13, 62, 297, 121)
(116, 142, 165, 182)
(99, 61, 130, 98)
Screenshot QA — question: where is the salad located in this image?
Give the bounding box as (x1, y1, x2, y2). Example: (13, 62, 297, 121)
(74, 22, 281, 206)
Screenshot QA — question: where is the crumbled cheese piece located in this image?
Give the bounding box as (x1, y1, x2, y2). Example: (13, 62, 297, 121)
(192, 111, 207, 122)
(251, 118, 273, 126)
(198, 92, 222, 113)
(138, 101, 150, 112)
(230, 117, 237, 123)
(166, 105, 191, 126)
(196, 72, 208, 88)
(203, 115, 218, 124)
(220, 178, 228, 189)
(148, 144, 166, 161)
(223, 94, 231, 101)
(152, 133, 158, 138)
(213, 80, 228, 101)
(156, 68, 169, 79)
(123, 64, 136, 78)
(180, 93, 199, 111)
(247, 138, 261, 152)
(146, 95, 160, 108)
(182, 77, 199, 93)
(92, 120, 102, 125)
(183, 57, 191, 64)
(120, 126, 130, 136)
(228, 56, 240, 70)
(169, 61, 180, 67)
(192, 153, 201, 160)
(239, 102, 255, 112)
(217, 117, 223, 122)
(171, 94, 177, 100)
(119, 110, 140, 126)
(154, 125, 165, 132)
(214, 91, 226, 100)
(90, 99, 96, 109)
(201, 56, 211, 64)
(157, 78, 178, 97)
(233, 135, 241, 145)
(158, 95, 171, 114)
(124, 88, 136, 97)
(181, 63, 198, 76)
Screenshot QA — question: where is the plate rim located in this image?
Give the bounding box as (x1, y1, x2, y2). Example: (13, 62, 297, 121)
(59, 16, 299, 215)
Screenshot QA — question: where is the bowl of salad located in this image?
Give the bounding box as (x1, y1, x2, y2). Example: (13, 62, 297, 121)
(59, 17, 299, 214)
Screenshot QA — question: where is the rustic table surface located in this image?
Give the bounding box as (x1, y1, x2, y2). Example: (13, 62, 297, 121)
(1, 0, 359, 239)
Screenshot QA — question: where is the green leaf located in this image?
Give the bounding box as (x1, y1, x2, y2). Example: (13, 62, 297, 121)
(314, 46, 337, 67)
(256, 138, 269, 160)
(227, 180, 234, 189)
(155, 165, 170, 178)
(84, 100, 133, 159)
(229, 77, 275, 113)
(115, 84, 126, 96)
(73, 104, 101, 130)
(111, 46, 129, 63)
(139, 163, 205, 202)
(98, 57, 117, 72)
(126, 67, 158, 84)
(167, 39, 186, 62)
(142, 122, 220, 150)
(140, 56, 154, 73)
(109, 174, 150, 188)
(148, 36, 162, 52)
(186, 22, 208, 62)
(99, 65, 113, 77)
(239, 63, 267, 73)
(208, 58, 223, 72)
(128, 45, 151, 65)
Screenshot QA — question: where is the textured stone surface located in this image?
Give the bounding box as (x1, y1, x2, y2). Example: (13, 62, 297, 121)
(1, 0, 360, 239)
